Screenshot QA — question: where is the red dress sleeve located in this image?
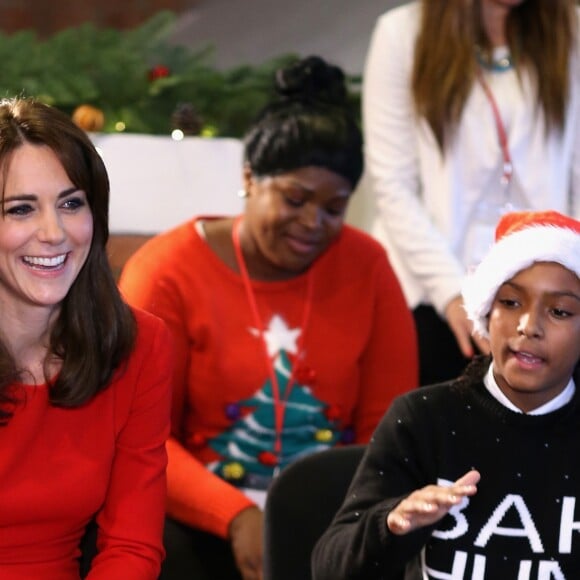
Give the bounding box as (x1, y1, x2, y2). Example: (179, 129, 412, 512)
(87, 311, 173, 579)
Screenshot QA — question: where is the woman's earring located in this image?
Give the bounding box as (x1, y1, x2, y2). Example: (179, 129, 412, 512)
(237, 189, 248, 199)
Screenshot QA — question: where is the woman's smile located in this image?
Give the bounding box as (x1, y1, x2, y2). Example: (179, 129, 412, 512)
(240, 165, 352, 280)
(0, 144, 93, 311)
(22, 252, 68, 271)
(284, 232, 322, 256)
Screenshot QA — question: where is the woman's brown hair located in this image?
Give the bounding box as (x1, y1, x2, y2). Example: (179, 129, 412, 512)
(0, 98, 136, 424)
(412, 0, 578, 151)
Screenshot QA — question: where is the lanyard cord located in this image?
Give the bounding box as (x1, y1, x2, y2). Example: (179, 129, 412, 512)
(232, 216, 314, 456)
(476, 68, 513, 186)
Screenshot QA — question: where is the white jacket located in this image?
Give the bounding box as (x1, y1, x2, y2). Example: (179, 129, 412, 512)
(363, 2, 580, 313)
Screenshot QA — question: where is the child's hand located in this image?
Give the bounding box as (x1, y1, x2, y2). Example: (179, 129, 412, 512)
(386, 470, 480, 535)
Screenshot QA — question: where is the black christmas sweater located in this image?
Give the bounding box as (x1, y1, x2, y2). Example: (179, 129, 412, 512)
(312, 364, 580, 580)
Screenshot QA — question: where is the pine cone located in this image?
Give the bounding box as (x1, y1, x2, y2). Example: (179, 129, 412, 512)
(171, 102, 203, 136)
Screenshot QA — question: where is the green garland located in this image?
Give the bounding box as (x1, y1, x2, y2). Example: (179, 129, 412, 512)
(0, 12, 360, 137)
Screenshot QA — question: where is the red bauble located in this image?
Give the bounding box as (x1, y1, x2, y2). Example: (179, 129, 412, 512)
(324, 404, 342, 422)
(294, 366, 317, 385)
(258, 451, 279, 467)
(190, 433, 207, 448)
(148, 64, 171, 82)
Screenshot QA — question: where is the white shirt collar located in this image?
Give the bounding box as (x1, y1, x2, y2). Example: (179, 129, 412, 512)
(483, 364, 576, 415)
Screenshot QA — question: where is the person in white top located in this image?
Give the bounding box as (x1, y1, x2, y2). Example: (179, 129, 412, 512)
(363, 0, 580, 385)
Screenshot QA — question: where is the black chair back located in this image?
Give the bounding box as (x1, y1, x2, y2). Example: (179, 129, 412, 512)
(263, 444, 366, 580)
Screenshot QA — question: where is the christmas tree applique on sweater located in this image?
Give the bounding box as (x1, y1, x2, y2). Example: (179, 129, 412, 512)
(207, 315, 341, 486)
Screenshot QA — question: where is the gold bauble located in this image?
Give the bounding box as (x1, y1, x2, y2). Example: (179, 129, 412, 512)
(72, 104, 105, 133)
(222, 462, 245, 481)
(315, 429, 334, 443)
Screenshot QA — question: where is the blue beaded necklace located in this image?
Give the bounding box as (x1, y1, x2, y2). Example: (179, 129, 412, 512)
(475, 45, 513, 72)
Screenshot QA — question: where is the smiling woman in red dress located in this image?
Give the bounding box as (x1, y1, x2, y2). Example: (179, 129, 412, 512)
(0, 98, 173, 579)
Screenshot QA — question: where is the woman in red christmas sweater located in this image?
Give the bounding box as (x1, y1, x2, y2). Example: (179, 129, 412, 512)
(119, 56, 418, 580)
(0, 98, 173, 579)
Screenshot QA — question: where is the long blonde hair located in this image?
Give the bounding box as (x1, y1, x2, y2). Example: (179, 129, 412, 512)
(412, 0, 578, 151)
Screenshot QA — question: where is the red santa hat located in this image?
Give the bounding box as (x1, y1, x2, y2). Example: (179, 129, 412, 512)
(462, 210, 580, 338)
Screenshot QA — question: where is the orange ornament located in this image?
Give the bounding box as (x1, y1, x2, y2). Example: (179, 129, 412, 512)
(72, 104, 105, 133)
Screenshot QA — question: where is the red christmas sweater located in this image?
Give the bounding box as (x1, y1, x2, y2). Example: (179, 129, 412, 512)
(119, 217, 418, 539)
(0, 308, 173, 579)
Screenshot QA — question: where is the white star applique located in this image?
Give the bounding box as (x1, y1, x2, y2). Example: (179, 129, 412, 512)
(249, 314, 301, 357)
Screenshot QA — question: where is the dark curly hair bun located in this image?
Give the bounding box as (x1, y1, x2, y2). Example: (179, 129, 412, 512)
(275, 55, 348, 107)
(243, 55, 363, 188)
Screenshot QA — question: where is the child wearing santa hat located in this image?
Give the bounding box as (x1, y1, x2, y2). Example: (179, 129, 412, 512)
(312, 210, 580, 579)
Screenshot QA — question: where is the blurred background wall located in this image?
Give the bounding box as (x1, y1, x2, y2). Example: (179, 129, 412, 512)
(0, 0, 406, 74)
(0, 0, 199, 37)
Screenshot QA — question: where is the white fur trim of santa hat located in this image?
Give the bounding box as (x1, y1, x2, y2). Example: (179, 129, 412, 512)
(462, 211, 580, 339)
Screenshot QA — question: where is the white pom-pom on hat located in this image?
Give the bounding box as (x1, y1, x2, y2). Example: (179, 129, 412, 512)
(462, 210, 580, 339)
